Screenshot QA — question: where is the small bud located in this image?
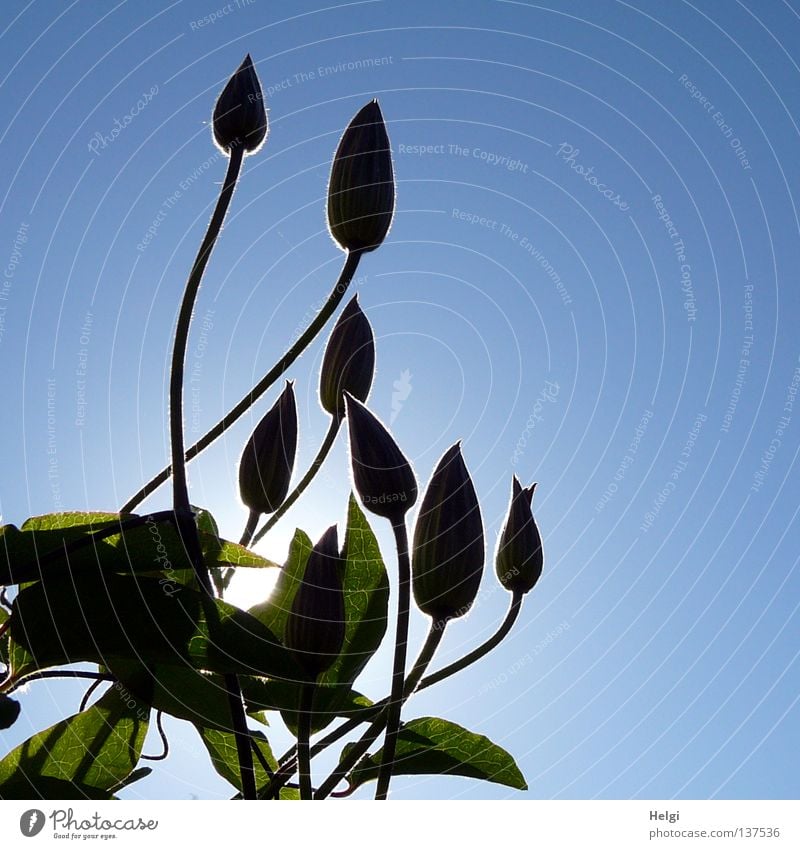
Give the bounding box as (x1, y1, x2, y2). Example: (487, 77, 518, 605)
(238, 381, 298, 515)
(327, 100, 395, 253)
(344, 394, 416, 522)
(212, 54, 268, 155)
(495, 478, 543, 595)
(0, 694, 20, 729)
(285, 526, 345, 680)
(412, 443, 484, 621)
(319, 295, 375, 420)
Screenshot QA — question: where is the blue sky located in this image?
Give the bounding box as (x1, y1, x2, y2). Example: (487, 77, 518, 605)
(0, 0, 798, 800)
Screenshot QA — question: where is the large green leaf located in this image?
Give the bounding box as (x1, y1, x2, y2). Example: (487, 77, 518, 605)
(249, 496, 388, 733)
(0, 511, 278, 586)
(347, 717, 528, 791)
(0, 673, 151, 799)
(5, 571, 295, 688)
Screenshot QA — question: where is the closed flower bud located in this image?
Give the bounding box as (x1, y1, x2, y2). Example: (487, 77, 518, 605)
(212, 54, 268, 155)
(319, 295, 375, 420)
(327, 100, 394, 253)
(239, 381, 297, 515)
(495, 477, 543, 595)
(344, 393, 416, 522)
(412, 443, 484, 622)
(285, 526, 345, 680)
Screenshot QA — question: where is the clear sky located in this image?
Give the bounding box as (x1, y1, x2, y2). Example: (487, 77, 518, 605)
(0, 0, 798, 800)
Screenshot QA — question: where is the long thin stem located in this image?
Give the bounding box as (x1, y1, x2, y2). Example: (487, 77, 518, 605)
(141, 711, 170, 761)
(121, 250, 363, 514)
(312, 622, 445, 800)
(3, 670, 112, 695)
(165, 141, 256, 801)
(250, 417, 341, 546)
(272, 592, 524, 799)
(374, 519, 412, 800)
(239, 509, 260, 548)
(297, 682, 315, 800)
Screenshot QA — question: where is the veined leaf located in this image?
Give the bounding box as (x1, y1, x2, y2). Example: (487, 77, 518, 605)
(347, 717, 528, 791)
(0, 673, 151, 799)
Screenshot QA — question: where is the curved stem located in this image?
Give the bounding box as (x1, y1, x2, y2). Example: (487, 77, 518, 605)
(250, 417, 341, 546)
(3, 670, 112, 696)
(224, 672, 256, 800)
(274, 592, 523, 798)
(239, 509, 260, 548)
(297, 682, 315, 800)
(141, 711, 170, 761)
(374, 519, 412, 800)
(79, 678, 106, 712)
(121, 250, 363, 514)
(312, 622, 444, 800)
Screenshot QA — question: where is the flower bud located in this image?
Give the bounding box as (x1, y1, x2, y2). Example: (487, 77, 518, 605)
(495, 478, 543, 595)
(238, 381, 297, 515)
(327, 100, 394, 253)
(412, 443, 484, 622)
(344, 393, 416, 522)
(285, 525, 345, 680)
(319, 295, 375, 420)
(212, 54, 268, 155)
(0, 694, 20, 729)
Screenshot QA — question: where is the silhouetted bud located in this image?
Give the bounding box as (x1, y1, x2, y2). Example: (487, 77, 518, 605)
(344, 394, 416, 522)
(285, 526, 345, 680)
(495, 478, 543, 595)
(213, 54, 268, 155)
(239, 381, 297, 515)
(0, 694, 20, 729)
(412, 443, 484, 622)
(319, 295, 375, 420)
(327, 100, 394, 252)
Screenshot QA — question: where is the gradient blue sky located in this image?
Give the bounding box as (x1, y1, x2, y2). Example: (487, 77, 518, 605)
(0, 0, 798, 800)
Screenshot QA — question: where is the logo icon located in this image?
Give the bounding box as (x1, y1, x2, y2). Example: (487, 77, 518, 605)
(20, 809, 45, 837)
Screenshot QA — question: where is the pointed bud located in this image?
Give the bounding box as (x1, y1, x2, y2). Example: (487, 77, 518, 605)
(344, 394, 416, 522)
(212, 54, 268, 155)
(327, 100, 394, 253)
(238, 381, 297, 515)
(285, 526, 345, 680)
(495, 478, 543, 595)
(319, 295, 375, 420)
(412, 443, 484, 622)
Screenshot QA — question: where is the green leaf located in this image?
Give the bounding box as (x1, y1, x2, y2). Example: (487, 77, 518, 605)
(249, 497, 388, 734)
(6, 571, 295, 686)
(0, 512, 278, 587)
(0, 673, 151, 799)
(347, 717, 528, 791)
(0, 606, 9, 668)
(199, 726, 276, 794)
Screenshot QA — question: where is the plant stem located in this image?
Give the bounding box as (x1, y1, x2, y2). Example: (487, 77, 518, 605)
(2, 670, 112, 695)
(373, 519, 411, 800)
(121, 250, 363, 514)
(239, 509, 260, 548)
(297, 682, 315, 800)
(271, 593, 524, 799)
(165, 141, 256, 800)
(250, 417, 341, 546)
